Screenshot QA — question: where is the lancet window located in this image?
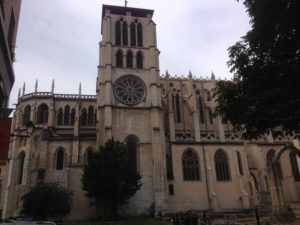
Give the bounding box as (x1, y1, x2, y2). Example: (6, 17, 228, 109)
(182, 149, 200, 181)
(115, 19, 128, 46)
(215, 149, 231, 181)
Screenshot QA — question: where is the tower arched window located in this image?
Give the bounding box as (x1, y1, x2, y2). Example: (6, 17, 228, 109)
(182, 149, 200, 181)
(64, 105, 70, 125)
(116, 49, 123, 67)
(290, 152, 300, 181)
(198, 97, 205, 124)
(18, 152, 25, 185)
(130, 21, 143, 47)
(88, 106, 94, 126)
(22, 105, 31, 126)
(136, 51, 143, 68)
(37, 103, 48, 124)
(266, 149, 282, 178)
(115, 20, 121, 45)
(115, 19, 128, 46)
(215, 149, 231, 181)
(57, 108, 63, 125)
(81, 108, 87, 126)
(130, 22, 136, 46)
(126, 135, 139, 172)
(70, 108, 76, 125)
(236, 151, 244, 176)
(55, 148, 65, 170)
(126, 50, 133, 68)
(122, 21, 128, 46)
(137, 23, 143, 47)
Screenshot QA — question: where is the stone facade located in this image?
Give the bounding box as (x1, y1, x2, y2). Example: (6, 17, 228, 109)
(2, 4, 300, 220)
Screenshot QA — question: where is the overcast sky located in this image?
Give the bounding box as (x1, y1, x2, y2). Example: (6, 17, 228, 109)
(10, 0, 250, 107)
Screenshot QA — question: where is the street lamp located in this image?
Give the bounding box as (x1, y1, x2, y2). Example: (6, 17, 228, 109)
(11, 121, 35, 138)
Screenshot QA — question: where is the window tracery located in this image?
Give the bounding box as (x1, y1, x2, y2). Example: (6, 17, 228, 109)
(182, 149, 200, 181)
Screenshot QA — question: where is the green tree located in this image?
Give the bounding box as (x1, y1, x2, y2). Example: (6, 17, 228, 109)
(81, 138, 142, 219)
(214, 0, 300, 139)
(21, 182, 73, 221)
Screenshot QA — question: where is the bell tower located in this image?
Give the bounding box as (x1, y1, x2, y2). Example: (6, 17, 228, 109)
(97, 5, 167, 215)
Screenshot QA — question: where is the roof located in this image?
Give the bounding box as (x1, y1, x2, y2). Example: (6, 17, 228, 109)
(102, 4, 154, 18)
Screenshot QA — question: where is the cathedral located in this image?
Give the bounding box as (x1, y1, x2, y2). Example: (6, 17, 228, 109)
(2, 4, 300, 220)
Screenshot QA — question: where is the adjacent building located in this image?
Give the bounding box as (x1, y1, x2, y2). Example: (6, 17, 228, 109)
(2, 4, 300, 220)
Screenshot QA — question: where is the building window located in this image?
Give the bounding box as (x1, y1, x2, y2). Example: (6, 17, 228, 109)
(215, 149, 231, 181)
(236, 151, 244, 176)
(57, 108, 63, 125)
(116, 49, 123, 67)
(81, 108, 87, 126)
(198, 96, 205, 124)
(88, 106, 94, 126)
(182, 149, 200, 181)
(174, 94, 181, 123)
(64, 105, 70, 125)
(36, 103, 48, 124)
(130, 21, 143, 47)
(115, 19, 128, 46)
(55, 148, 65, 170)
(126, 50, 133, 68)
(70, 108, 76, 125)
(290, 152, 300, 182)
(136, 51, 143, 68)
(18, 152, 25, 185)
(22, 105, 31, 126)
(169, 184, 174, 195)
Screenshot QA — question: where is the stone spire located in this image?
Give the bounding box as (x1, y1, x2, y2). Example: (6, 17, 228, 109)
(18, 88, 21, 100)
(51, 79, 55, 94)
(211, 71, 215, 80)
(22, 82, 26, 95)
(165, 70, 170, 78)
(79, 82, 82, 97)
(188, 70, 193, 79)
(35, 79, 38, 93)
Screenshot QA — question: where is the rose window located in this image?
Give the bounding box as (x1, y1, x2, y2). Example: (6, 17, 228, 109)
(114, 75, 146, 105)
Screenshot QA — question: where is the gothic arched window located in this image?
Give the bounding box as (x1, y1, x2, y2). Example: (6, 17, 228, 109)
(22, 105, 31, 126)
(81, 108, 87, 126)
(36, 103, 48, 124)
(70, 108, 76, 125)
(182, 149, 200, 181)
(215, 149, 231, 181)
(136, 51, 143, 68)
(266, 149, 275, 166)
(126, 50, 133, 68)
(18, 152, 25, 185)
(88, 106, 94, 126)
(57, 108, 63, 125)
(122, 21, 128, 46)
(137, 23, 143, 47)
(174, 94, 181, 123)
(64, 105, 70, 125)
(198, 97, 205, 124)
(115, 20, 121, 45)
(116, 49, 123, 67)
(130, 22, 136, 46)
(130, 21, 143, 47)
(55, 148, 65, 170)
(290, 152, 300, 181)
(236, 151, 244, 176)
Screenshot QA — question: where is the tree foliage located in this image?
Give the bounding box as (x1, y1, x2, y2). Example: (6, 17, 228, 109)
(81, 138, 142, 218)
(21, 182, 73, 221)
(214, 0, 300, 139)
